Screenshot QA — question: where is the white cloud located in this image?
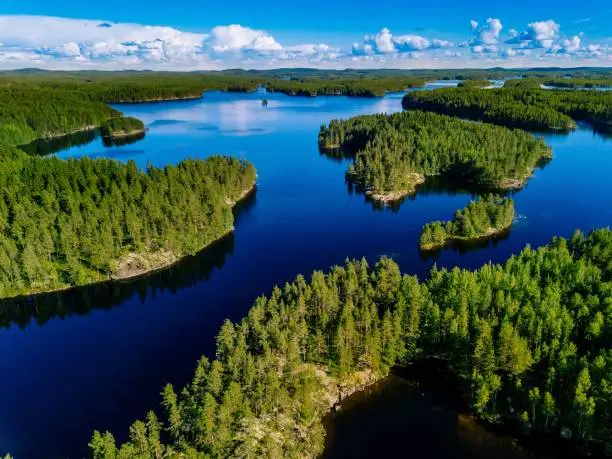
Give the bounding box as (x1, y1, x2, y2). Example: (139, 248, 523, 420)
(352, 28, 453, 55)
(506, 20, 560, 49)
(0, 14, 609, 70)
(208, 25, 282, 53)
(0, 15, 339, 69)
(527, 20, 560, 48)
(559, 35, 581, 54)
(472, 45, 499, 55)
(469, 18, 503, 46)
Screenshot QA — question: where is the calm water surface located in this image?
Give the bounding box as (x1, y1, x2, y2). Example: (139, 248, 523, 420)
(2, 87, 611, 458)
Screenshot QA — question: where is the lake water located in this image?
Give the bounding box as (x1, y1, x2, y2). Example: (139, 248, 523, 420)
(2, 87, 612, 458)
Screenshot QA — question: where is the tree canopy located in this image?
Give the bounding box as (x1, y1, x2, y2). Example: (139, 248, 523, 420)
(319, 110, 550, 198)
(420, 195, 515, 250)
(0, 146, 255, 299)
(90, 228, 612, 457)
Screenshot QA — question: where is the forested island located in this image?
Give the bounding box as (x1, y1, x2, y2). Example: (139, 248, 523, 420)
(100, 116, 146, 139)
(402, 87, 612, 132)
(457, 79, 492, 89)
(419, 195, 515, 251)
(90, 228, 611, 458)
(318, 111, 550, 202)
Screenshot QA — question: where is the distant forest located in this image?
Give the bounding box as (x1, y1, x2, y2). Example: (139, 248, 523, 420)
(402, 87, 612, 132)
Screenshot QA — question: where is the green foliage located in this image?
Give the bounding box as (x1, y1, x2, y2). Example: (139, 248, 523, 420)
(402, 87, 612, 132)
(0, 87, 116, 146)
(319, 111, 550, 194)
(0, 147, 256, 299)
(420, 195, 515, 250)
(0, 72, 264, 103)
(100, 116, 145, 138)
(93, 229, 612, 457)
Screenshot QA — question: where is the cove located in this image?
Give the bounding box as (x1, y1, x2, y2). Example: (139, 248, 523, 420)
(1, 87, 611, 458)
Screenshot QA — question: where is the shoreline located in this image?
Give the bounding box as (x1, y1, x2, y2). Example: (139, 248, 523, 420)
(111, 94, 204, 104)
(36, 125, 99, 141)
(420, 224, 512, 252)
(360, 172, 426, 204)
(1, 183, 256, 301)
(103, 128, 146, 139)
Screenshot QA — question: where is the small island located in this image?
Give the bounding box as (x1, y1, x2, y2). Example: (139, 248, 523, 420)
(457, 79, 492, 89)
(100, 116, 146, 139)
(419, 195, 515, 251)
(319, 111, 550, 204)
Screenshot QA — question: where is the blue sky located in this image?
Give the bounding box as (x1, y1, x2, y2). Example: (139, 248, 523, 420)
(0, 0, 610, 69)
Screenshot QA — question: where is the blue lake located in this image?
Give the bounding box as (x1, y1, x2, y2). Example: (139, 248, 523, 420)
(1, 88, 611, 458)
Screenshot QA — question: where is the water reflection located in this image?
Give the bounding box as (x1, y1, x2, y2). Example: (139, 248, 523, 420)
(0, 233, 235, 332)
(19, 129, 100, 156)
(419, 228, 513, 260)
(324, 360, 581, 459)
(323, 361, 535, 459)
(19, 127, 147, 156)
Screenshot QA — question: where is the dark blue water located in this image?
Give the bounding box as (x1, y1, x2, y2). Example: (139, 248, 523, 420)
(1, 88, 611, 458)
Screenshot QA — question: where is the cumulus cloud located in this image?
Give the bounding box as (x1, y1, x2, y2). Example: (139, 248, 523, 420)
(0, 14, 609, 70)
(0, 15, 339, 69)
(469, 18, 503, 46)
(501, 19, 611, 61)
(352, 27, 453, 55)
(208, 25, 282, 53)
(0, 15, 209, 67)
(506, 20, 560, 49)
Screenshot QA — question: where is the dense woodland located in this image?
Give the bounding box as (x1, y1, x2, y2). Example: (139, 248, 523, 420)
(402, 87, 612, 132)
(420, 195, 515, 250)
(0, 87, 117, 146)
(319, 111, 550, 196)
(0, 72, 264, 102)
(90, 229, 611, 458)
(0, 145, 256, 298)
